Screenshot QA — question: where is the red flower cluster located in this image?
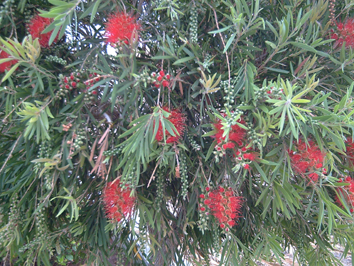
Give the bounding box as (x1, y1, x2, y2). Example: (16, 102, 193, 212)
(102, 181, 136, 222)
(27, 14, 58, 48)
(0, 49, 17, 73)
(213, 116, 247, 148)
(331, 19, 354, 48)
(345, 138, 354, 167)
(155, 107, 186, 143)
(105, 12, 140, 44)
(199, 186, 243, 229)
(288, 139, 326, 181)
(335, 176, 354, 213)
(152, 70, 171, 88)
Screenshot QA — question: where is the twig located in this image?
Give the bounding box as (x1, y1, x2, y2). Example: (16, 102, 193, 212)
(207, 3, 231, 87)
(0, 133, 23, 174)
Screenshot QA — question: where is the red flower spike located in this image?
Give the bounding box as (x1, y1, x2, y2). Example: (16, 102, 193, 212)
(71, 82, 77, 88)
(92, 91, 98, 95)
(205, 187, 210, 192)
(200, 207, 206, 211)
(27, 15, 58, 48)
(0, 50, 17, 73)
(200, 186, 243, 228)
(223, 142, 235, 149)
(155, 107, 186, 144)
(288, 138, 326, 180)
(309, 173, 319, 182)
(102, 181, 136, 222)
(212, 115, 247, 147)
(65, 84, 70, 89)
(154, 83, 160, 88)
(199, 194, 205, 199)
(243, 164, 250, 170)
(162, 80, 169, 88)
(105, 12, 140, 44)
(315, 163, 323, 168)
(166, 74, 171, 80)
(157, 76, 163, 82)
(159, 70, 165, 77)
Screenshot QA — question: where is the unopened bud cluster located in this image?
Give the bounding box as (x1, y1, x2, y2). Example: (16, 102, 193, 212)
(155, 172, 164, 211)
(179, 153, 189, 199)
(189, 6, 198, 43)
(57, 71, 100, 100)
(45, 55, 67, 65)
(187, 134, 201, 151)
(103, 145, 124, 157)
(254, 86, 283, 102)
(197, 187, 210, 234)
(0, 196, 21, 247)
(121, 164, 136, 188)
(19, 207, 50, 253)
(0, 0, 14, 23)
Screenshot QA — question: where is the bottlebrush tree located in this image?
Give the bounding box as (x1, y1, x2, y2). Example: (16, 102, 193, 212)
(2, 0, 354, 265)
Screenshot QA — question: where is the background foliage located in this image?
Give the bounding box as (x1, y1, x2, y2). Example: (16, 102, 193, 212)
(1, 0, 354, 265)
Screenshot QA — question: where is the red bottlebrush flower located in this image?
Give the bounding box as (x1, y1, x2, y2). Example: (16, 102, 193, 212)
(105, 12, 140, 44)
(162, 80, 169, 88)
(71, 82, 77, 88)
(63, 77, 68, 83)
(332, 19, 354, 48)
(200, 207, 206, 211)
(159, 70, 165, 77)
(243, 164, 250, 170)
(155, 107, 186, 143)
(243, 153, 257, 161)
(157, 76, 163, 82)
(0, 49, 17, 73)
(199, 194, 205, 199)
(205, 187, 210, 192)
(222, 142, 235, 149)
(288, 138, 326, 180)
(309, 173, 319, 182)
(65, 84, 70, 89)
(220, 223, 225, 228)
(213, 115, 247, 147)
(201, 187, 242, 228)
(92, 91, 98, 95)
(102, 181, 136, 222)
(27, 14, 58, 48)
(166, 74, 171, 80)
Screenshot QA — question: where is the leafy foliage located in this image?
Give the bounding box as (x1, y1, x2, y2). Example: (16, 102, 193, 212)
(1, 0, 354, 265)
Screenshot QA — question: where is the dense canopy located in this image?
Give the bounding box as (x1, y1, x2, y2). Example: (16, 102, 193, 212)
(1, 0, 354, 265)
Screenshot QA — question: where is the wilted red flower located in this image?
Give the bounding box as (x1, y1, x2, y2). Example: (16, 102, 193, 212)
(200, 186, 243, 228)
(288, 138, 326, 181)
(0, 49, 17, 73)
(155, 107, 186, 143)
(102, 181, 136, 222)
(105, 12, 140, 44)
(27, 14, 58, 48)
(213, 115, 247, 148)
